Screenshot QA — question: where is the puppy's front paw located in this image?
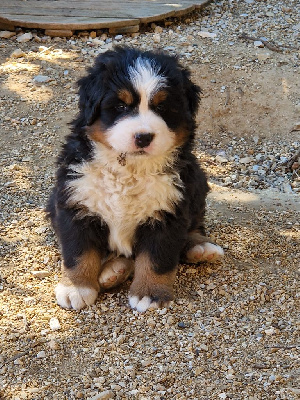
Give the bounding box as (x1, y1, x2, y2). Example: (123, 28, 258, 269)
(186, 242, 224, 263)
(129, 295, 172, 313)
(55, 282, 98, 310)
(129, 284, 173, 312)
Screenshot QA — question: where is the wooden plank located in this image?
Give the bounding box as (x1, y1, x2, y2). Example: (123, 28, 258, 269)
(0, 4, 195, 26)
(109, 25, 140, 34)
(0, 0, 201, 7)
(1, 15, 140, 30)
(139, 5, 195, 23)
(0, 7, 181, 19)
(0, 3, 196, 17)
(0, 21, 15, 31)
(0, 0, 212, 32)
(0, 7, 135, 19)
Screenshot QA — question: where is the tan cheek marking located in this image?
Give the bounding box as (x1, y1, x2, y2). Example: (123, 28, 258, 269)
(60, 248, 102, 290)
(173, 126, 190, 148)
(151, 90, 168, 107)
(118, 89, 134, 105)
(130, 253, 177, 301)
(86, 121, 111, 147)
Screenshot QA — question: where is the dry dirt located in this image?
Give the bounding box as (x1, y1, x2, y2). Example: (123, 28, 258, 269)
(0, 1, 299, 399)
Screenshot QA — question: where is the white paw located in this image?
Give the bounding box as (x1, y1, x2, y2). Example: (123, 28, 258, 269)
(186, 242, 224, 263)
(129, 295, 171, 313)
(55, 283, 98, 310)
(99, 257, 133, 290)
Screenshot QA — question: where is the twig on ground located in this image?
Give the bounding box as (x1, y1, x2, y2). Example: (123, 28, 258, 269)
(238, 33, 283, 52)
(283, 149, 300, 171)
(225, 86, 230, 106)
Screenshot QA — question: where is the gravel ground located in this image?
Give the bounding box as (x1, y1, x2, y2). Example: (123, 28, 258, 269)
(0, 1, 299, 399)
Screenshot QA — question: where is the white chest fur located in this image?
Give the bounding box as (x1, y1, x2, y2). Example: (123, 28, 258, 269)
(67, 146, 183, 257)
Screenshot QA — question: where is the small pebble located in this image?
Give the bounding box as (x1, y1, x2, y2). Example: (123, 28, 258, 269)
(32, 270, 51, 279)
(36, 351, 46, 359)
(177, 321, 188, 329)
(88, 391, 114, 400)
(10, 48, 26, 58)
(198, 31, 217, 38)
(49, 317, 61, 331)
(153, 33, 161, 43)
(33, 75, 52, 83)
(49, 339, 59, 350)
(16, 32, 33, 43)
(0, 30, 15, 39)
(254, 40, 264, 48)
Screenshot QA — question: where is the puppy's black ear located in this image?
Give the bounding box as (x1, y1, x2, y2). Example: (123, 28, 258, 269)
(181, 68, 201, 118)
(77, 61, 107, 126)
(77, 50, 121, 126)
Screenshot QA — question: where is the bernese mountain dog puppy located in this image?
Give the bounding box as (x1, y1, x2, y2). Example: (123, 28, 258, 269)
(47, 46, 224, 312)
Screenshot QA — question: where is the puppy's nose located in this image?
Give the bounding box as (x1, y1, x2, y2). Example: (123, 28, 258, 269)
(134, 133, 154, 149)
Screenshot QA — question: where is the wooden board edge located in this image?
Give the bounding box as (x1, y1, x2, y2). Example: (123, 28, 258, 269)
(0, 16, 140, 30)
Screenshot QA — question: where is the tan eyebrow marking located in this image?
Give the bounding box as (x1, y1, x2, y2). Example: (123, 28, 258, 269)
(152, 90, 168, 106)
(118, 89, 134, 105)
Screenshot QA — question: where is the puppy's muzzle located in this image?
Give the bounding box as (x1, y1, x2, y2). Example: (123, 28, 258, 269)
(134, 133, 154, 149)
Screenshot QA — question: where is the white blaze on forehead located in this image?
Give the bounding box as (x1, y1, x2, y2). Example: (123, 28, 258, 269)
(128, 57, 167, 110)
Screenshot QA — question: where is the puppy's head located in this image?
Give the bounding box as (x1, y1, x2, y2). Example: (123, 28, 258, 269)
(76, 47, 200, 159)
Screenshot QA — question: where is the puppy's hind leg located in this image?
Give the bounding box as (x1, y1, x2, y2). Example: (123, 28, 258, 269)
(183, 230, 224, 264)
(99, 256, 134, 291)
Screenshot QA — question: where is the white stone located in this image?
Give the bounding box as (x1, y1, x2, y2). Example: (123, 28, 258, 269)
(33, 75, 51, 83)
(153, 33, 161, 43)
(254, 40, 264, 48)
(17, 32, 33, 43)
(36, 351, 46, 358)
(239, 156, 253, 164)
(88, 391, 114, 400)
(93, 38, 105, 46)
(49, 317, 61, 331)
(198, 31, 217, 38)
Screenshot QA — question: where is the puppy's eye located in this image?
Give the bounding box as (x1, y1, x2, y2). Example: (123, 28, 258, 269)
(154, 103, 166, 112)
(116, 103, 129, 112)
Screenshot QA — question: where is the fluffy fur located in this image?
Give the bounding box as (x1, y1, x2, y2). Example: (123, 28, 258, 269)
(47, 46, 223, 312)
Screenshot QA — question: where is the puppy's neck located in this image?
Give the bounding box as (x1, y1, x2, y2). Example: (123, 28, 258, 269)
(92, 142, 178, 176)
